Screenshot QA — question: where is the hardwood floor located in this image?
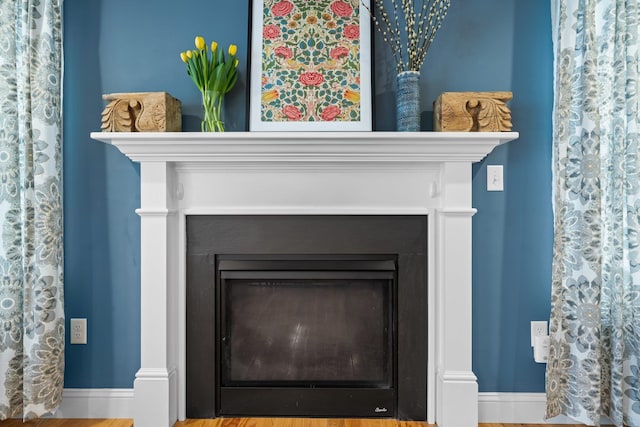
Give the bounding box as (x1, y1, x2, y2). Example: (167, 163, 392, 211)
(0, 420, 130, 427)
(0, 419, 592, 427)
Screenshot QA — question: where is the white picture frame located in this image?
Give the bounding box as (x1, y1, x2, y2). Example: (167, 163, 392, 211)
(249, 0, 372, 131)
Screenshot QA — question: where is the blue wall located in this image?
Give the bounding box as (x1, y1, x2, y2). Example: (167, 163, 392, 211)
(63, 0, 553, 392)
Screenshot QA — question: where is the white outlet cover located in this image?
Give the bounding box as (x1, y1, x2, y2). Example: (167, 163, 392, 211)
(530, 320, 548, 346)
(70, 318, 87, 344)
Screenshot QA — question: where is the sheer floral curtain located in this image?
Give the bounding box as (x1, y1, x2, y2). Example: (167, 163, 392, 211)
(548, 0, 640, 426)
(0, 0, 64, 419)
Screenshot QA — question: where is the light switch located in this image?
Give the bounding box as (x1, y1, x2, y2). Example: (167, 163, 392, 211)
(487, 165, 504, 191)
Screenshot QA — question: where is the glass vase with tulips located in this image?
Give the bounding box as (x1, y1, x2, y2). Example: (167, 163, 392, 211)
(180, 36, 239, 132)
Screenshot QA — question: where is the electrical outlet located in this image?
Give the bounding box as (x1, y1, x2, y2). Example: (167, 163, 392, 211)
(70, 318, 87, 344)
(534, 335, 550, 363)
(530, 320, 548, 347)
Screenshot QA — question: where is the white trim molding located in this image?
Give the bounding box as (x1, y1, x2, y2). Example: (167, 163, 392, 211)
(91, 131, 518, 427)
(52, 389, 134, 419)
(52, 389, 589, 424)
(478, 392, 613, 424)
(91, 131, 518, 163)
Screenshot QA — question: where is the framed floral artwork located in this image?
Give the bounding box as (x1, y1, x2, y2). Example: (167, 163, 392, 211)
(249, 0, 372, 131)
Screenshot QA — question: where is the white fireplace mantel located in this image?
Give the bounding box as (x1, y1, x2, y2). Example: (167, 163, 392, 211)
(91, 131, 518, 427)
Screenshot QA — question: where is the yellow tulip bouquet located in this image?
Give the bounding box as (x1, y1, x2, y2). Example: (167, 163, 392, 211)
(180, 36, 239, 132)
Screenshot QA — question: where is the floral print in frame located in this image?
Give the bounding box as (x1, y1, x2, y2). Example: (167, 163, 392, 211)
(250, 0, 372, 131)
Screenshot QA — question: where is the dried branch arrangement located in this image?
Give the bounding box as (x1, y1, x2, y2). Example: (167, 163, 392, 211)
(363, 0, 451, 73)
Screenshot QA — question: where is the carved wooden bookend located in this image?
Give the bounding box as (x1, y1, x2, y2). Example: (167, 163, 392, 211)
(101, 92, 182, 132)
(433, 91, 513, 132)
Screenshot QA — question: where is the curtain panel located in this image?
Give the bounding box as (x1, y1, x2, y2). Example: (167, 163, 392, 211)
(549, 0, 640, 425)
(0, 0, 64, 419)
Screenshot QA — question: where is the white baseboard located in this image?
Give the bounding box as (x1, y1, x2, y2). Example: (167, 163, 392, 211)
(51, 389, 603, 424)
(479, 392, 612, 424)
(479, 392, 567, 424)
(52, 388, 134, 418)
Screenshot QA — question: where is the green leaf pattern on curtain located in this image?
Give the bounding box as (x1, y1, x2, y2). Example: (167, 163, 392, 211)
(0, 0, 64, 420)
(549, 1, 640, 425)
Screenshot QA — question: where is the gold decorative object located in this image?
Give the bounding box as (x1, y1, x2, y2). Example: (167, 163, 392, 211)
(101, 92, 182, 132)
(433, 91, 513, 132)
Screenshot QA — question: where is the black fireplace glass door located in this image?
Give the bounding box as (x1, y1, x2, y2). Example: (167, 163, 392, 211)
(222, 276, 392, 387)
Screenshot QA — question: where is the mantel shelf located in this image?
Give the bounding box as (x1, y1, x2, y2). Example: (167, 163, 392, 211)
(90, 131, 519, 163)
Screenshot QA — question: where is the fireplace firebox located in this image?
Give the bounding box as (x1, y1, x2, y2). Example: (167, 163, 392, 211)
(186, 215, 428, 420)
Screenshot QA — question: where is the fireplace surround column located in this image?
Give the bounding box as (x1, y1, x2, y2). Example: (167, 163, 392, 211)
(134, 162, 179, 427)
(91, 131, 518, 427)
(435, 162, 478, 427)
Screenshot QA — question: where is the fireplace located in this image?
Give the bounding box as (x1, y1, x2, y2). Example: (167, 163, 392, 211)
(217, 256, 396, 417)
(186, 215, 427, 419)
(91, 131, 518, 427)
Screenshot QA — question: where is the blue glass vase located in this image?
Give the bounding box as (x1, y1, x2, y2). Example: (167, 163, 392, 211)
(396, 70, 421, 131)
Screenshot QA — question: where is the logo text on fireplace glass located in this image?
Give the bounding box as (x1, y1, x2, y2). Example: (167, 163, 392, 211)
(374, 407, 388, 413)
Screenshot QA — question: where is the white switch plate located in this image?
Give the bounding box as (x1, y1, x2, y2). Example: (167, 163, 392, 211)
(487, 165, 504, 191)
(70, 318, 87, 344)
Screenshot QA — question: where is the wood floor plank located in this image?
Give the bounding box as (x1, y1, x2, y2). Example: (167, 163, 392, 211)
(325, 419, 345, 427)
(172, 420, 212, 427)
(0, 420, 133, 427)
(41, 420, 133, 427)
(0, 421, 39, 427)
(397, 422, 429, 427)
